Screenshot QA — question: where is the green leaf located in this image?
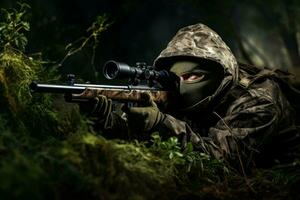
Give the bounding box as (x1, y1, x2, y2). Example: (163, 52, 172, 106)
(174, 152, 183, 158)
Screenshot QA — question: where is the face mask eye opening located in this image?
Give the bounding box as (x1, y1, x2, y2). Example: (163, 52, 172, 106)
(180, 73, 205, 83)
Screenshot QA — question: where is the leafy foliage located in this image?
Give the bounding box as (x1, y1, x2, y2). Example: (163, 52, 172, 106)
(59, 15, 111, 76)
(0, 3, 30, 51)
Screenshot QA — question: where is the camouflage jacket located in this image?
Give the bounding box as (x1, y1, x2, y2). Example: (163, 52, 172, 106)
(153, 23, 300, 168)
(100, 23, 300, 168)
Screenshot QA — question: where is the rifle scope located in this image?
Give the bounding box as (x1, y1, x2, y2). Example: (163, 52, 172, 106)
(103, 60, 171, 85)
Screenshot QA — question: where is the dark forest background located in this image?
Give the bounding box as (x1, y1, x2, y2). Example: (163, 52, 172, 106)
(1, 0, 300, 81)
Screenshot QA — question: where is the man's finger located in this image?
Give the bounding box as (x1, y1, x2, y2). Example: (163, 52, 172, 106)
(126, 107, 147, 116)
(140, 92, 157, 107)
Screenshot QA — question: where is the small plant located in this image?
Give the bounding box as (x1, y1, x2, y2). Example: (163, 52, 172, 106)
(149, 132, 231, 186)
(0, 2, 30, 51)
(150, 132, 184, 161)
(59, 15, 112, 75)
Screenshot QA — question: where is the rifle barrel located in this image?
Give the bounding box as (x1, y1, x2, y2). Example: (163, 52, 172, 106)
(30, 82, 86, 93)
(29, 82, 165, 94)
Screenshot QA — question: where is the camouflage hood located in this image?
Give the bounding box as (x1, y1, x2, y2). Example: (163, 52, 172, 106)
(154, 23, 238, 81)
(154, 23, 239, 110)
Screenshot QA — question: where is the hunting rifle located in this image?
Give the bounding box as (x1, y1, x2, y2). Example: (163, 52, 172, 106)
(30, 61, 177, 106)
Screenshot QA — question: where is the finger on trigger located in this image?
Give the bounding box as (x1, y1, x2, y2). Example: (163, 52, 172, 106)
(140, 92, 154, 106)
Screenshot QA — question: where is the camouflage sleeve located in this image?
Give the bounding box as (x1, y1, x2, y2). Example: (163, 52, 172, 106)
(206, 80, 295, 166)
(159, 97, 279, 166)
(206, 91, 281, 166)
(158, 80, 291, 167)
(157, 113, 213, 156)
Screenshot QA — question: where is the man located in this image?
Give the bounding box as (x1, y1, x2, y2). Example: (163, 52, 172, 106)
(84, 23, 300, 169)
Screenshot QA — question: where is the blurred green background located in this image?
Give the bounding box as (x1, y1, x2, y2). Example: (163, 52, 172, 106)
(1, 0, 300, 81)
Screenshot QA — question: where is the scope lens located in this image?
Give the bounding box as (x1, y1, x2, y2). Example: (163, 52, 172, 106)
(104, 61, 119, 79)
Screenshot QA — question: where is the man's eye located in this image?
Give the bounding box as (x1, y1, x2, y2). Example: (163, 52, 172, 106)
(181, 73, 205, 82)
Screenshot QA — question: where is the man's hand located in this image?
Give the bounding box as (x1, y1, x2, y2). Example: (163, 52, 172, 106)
(123, 93, 165, 134)
(80, 95, 112, 120)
